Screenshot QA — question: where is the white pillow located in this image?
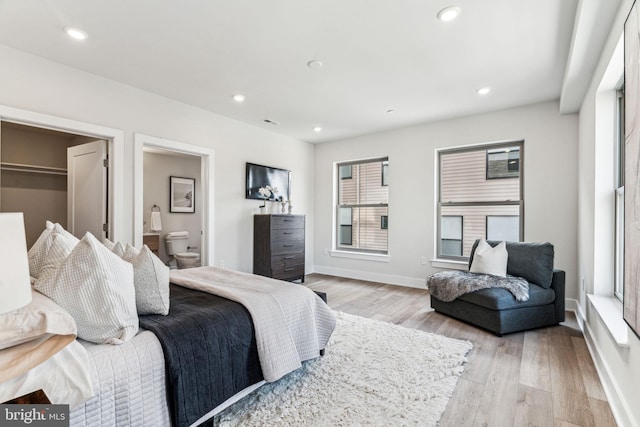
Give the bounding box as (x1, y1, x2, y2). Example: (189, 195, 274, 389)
(38, 231, 79, 281)
(111, 242, 125, 258)
(129, 245, 170, 315)
(122, 243, 139, 262)
(469, 240, 508, 277)
(28, 223, 78, 279)
(28, 221, 55, 278)
(102, 237, 116, 250)
(0, 290, 77, 383)
(34, 232, 139, 345)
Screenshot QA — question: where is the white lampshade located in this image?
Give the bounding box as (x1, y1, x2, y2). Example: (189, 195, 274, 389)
(0, 213, 32, 314)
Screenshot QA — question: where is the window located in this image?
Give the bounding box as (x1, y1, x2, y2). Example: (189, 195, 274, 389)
(441, 216, 462, 256)
(336, 157, 389, 254)
(382, 161, 389, 186)
(487, 216, 519, 241)
(339, 165, 352, 180)
(438, 142, 523, 260)
(615, 87, 625, 302)
(487, 148, 520, 179)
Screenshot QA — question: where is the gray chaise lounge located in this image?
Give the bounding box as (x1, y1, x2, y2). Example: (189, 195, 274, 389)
(430, 240, 565, 336)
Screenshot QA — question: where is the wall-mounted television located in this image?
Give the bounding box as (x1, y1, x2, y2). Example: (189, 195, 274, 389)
(246, 162, 291, 201)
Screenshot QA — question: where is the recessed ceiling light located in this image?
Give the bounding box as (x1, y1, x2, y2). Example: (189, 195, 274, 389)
(233, 94, 245, 103)
(64, 27, 88, 40)
(437, 6, 461, 22)
(307, 60, 323, 70)
(476, 87, 491, 95)
(313, 126, 322, 132)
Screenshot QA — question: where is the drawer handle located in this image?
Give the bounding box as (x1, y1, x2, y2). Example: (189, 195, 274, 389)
(284, 268, 294, 272)
(283, 232, 292, 234)
(283, 256, 295, 259)
(283, 219, 293, 221)
(283, 244, 293, 247)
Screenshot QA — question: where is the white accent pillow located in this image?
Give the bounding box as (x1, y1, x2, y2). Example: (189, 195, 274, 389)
(0, 290, 77, 383)
(469, 240, 508, 277)
(111, 242, 125, 258)
(28, 222, 78, 279)
(129, 245, 170, 315)
(102, 237, 116, 250)
(34, 232, 138, 345)
(122, 243, 139, 262)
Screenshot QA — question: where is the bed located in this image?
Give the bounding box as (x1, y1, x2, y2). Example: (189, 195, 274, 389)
(2, 222, 335, 427)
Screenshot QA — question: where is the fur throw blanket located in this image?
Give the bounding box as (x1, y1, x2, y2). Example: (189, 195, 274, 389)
(427, 270, 529, 302)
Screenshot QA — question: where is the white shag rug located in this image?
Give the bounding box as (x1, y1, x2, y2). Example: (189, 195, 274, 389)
(215, 311, 472, 426)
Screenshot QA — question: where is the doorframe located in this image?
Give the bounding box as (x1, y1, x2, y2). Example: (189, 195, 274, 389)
(133, 133, 215, 266)
(0, 105, 125, 241)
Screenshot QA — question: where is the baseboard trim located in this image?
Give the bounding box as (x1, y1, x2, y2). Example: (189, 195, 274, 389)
(312, 266, 426, 289)
(571, 298, 635, 427)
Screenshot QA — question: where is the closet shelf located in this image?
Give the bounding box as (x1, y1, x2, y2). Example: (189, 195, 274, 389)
(0, 162, 67, 176)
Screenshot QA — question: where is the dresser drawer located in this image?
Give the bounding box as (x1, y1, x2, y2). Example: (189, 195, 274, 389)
(272, 264, 305, 280)
(272, 228, 304, 242)
(271, 240, 304, 255)
(271, 215, 304, 230)
(271, 252, 305, 269)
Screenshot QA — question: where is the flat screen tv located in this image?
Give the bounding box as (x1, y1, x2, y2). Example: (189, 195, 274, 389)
(246, 162, 291, 201)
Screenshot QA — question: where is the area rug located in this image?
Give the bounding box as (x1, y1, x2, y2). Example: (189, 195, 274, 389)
(215, 311, 473, 426)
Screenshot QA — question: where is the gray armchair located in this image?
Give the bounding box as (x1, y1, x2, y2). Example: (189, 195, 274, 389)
(430, 240, 565, 336)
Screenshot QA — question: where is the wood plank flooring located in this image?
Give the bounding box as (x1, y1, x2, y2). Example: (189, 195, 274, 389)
(304, 274, 616, 427)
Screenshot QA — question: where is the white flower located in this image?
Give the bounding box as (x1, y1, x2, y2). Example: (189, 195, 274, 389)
(258, 185, 279, 199)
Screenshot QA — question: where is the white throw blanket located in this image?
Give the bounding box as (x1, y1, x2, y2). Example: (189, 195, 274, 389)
(169, 267, 336, 382)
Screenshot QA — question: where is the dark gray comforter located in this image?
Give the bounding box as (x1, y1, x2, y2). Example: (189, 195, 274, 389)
(139, 284, 263, 427)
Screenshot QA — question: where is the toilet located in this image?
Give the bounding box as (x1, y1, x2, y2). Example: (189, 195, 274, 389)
(164, 231, 200, 269)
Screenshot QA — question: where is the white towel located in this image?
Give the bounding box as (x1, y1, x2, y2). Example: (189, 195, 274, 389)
(150, 211, 162, 232)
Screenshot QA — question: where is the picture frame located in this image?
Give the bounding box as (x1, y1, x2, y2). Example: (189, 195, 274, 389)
(170, 176, 195, 213)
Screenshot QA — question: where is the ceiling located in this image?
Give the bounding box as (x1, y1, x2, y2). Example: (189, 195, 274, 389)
(0, 0, 621, 143)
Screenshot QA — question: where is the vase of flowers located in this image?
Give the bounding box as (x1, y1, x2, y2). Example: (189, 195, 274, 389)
(258, 185, 278, 214)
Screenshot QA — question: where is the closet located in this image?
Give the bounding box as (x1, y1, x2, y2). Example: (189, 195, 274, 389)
(0, 122, 106, 247)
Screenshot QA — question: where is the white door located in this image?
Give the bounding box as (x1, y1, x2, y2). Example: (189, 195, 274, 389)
(67, 140, 108, 240)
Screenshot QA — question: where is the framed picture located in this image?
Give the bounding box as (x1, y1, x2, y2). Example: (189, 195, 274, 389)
(170, 176, 195, 213)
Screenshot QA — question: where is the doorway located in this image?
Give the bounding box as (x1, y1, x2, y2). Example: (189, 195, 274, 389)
(0, 105, 126, 242)
(133, 133, 214, 266)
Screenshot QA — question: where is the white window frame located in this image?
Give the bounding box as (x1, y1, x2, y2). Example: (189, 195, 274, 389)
(614, 87, 625, 302)
(436, 141, 524, 261)
(334, 157, 389, 256)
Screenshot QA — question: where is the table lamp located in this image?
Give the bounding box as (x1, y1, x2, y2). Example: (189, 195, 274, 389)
(0, 213, 32, 314)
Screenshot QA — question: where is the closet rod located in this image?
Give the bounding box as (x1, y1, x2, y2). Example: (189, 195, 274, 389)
(0, 162, 67, 176)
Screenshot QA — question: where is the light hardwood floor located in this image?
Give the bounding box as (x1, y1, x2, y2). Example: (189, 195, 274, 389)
(304, 274, 617, 427)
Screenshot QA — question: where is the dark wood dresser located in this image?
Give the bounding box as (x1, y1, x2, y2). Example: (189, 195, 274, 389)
(253, 214, 305, 282)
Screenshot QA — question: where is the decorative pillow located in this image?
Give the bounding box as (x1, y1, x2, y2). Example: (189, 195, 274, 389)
(34, 232, 138, 345)
(111, 242, 125, 258)
(469, 240, 555, 289)
(122, 243, 139, 262)
(469, 240, 508, 277)
(102, 237, 116, 250)
(28, 223, 79, 279)
(129, 245, 170, 315)
(0, 289, 77, 383)
(27, 221, 55, 278)
(38, 231, 79, 281)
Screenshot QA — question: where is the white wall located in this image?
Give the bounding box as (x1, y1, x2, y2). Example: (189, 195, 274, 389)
(314, 100, 579, 293)
(0, 45, 315, 273)
(577, 1, 640, 426)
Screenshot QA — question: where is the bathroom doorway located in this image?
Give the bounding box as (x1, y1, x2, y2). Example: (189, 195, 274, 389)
(133, 133, 214, 266)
